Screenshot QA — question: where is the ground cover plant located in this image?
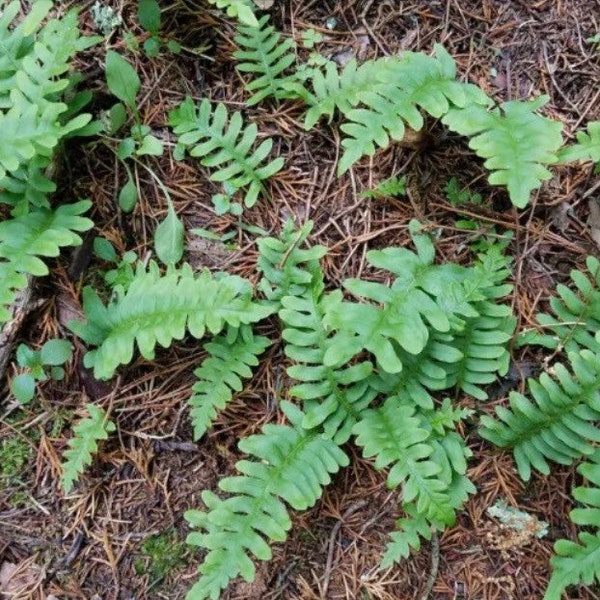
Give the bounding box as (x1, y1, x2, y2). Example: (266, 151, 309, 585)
(2, 1, 600, 599)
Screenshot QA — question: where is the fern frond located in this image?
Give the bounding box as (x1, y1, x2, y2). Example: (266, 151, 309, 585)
(442, 242, 515, 399)
(545, 451, 600, 599)
(381, 505, 433, 568)
(479, 349, 600, 481)
(353, 395, 473, 527)
(234, 16, 304, 106)
(205, 0, 258, 27)
(522, 256, 600, 354)
(61, 404, 115, 493)
(70, 264, 273, 380)
(281, 279, 376, 443)
(169, 97, 284, 207)
(185, 401, 348, 600)
(558, 121, 600, 164)
(304, 45, 488, 173)
(442, 96, 563, 208)
(256, 219, 326, 303)
(0, 155, 55, 210)
(326, 226, 479, 374)
(188, 325, 271, 440)
(0, 200, 93, 276)
(0, 201, 93, 324)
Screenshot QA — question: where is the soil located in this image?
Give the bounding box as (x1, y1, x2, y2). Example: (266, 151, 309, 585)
(2, 0, 600, 599)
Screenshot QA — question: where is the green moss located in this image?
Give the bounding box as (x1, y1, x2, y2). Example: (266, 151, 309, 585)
(135, 529, 188, 583)
(0, 436, 32, 485)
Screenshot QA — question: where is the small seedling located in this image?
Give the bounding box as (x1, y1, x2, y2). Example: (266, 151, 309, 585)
(360, 175, 407, 199)
(11, 340, 73, 404)
(444, 177, 483, 206)
(138, 0, 181, 57)
(301, 28, 324, 49)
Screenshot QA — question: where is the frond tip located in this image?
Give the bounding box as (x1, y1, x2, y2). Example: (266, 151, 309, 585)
(185, 401, 348, 600)
(169, 97, 284, 208)
(61, 404, 115, 493)
(442, 96, 563, 208)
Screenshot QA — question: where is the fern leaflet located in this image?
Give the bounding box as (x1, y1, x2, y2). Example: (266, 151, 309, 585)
(169, 97, 284, 208)
(61, 404, 115, 493)
(558, 121, 600, 164)
(442, 96, 563, 207)
(205, 0, 258, 27)
(188, 325, 271, 440)
(185, 401, 348, 600)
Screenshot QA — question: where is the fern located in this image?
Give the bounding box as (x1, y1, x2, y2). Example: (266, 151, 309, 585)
(479, 347, 600, 481)
(304, 45, 489, 174)
(69, 263, 273, 380)
(234, 16, 305, 106)
(185, 401, 348, 600)
(545, 450, 600, 600)
(325, 223, 483, 374)
(441, 241, 515, 399)
(169, 97, 284, 207)
(188, 325, 271, 440)
(442, 96, 564, 208)
(61, 404, 116, 493)
(380, 504, 433, 568)
(557, 121, 600, 164)
(0, 200, 93, 323)
(205, 0, 258, 27)
(521, 256, 600, 354)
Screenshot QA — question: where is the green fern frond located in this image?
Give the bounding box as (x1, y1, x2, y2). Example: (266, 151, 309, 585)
(0, 201, 93, 324)
(169, 97, 284, 207)
(326, 226, 479, 374)
(281, 279, 376, 443)
(381, 504, 433, 568)
(185, 401, 348, 600)
(354, 395, 473, 527)
(70, 264, 273, 380)
(545, 451, 600, 600)
(256, 219, 326, 303)
(558, 121, 600, 164)
(234, 16, 305, 106)
(188, 325, 271, 440)
(0, 156, 55, 210)
(360, 175, 407, 199)
(479, 348, 600, 481)
(442, 96, 563, 208)
(61, 404, 116, 493)
(304, 45, 489, 174)
(205, 0, 258, 27)
(442, 243, 515, 399)
(522, 256, 600, 354)
(0, 200, 93, 276)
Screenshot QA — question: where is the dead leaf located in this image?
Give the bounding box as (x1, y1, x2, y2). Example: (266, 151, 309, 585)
(550, 201, 570, 232)
(253, 0, 274, 8)
(588, 197, 600, 250)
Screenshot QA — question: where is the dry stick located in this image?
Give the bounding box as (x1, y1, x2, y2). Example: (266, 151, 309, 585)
(418, 532, 440, 600)
(321, 500, 369, 597)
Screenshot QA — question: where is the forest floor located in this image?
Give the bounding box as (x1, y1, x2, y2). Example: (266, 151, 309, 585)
(2, 0, 600, 598)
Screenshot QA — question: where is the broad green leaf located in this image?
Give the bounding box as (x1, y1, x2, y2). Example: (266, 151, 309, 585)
(93, 237, 117, 262)
(138, 0, 161, 33)
(105, 51, 140, 109)
(136, 134, 164, 156)
(108, 103, 127, 134)
(40, 339, 73, 366)
(154, 201, 184, 265)
(11, 373, 36, 403)
(118, 176, 138, 212)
